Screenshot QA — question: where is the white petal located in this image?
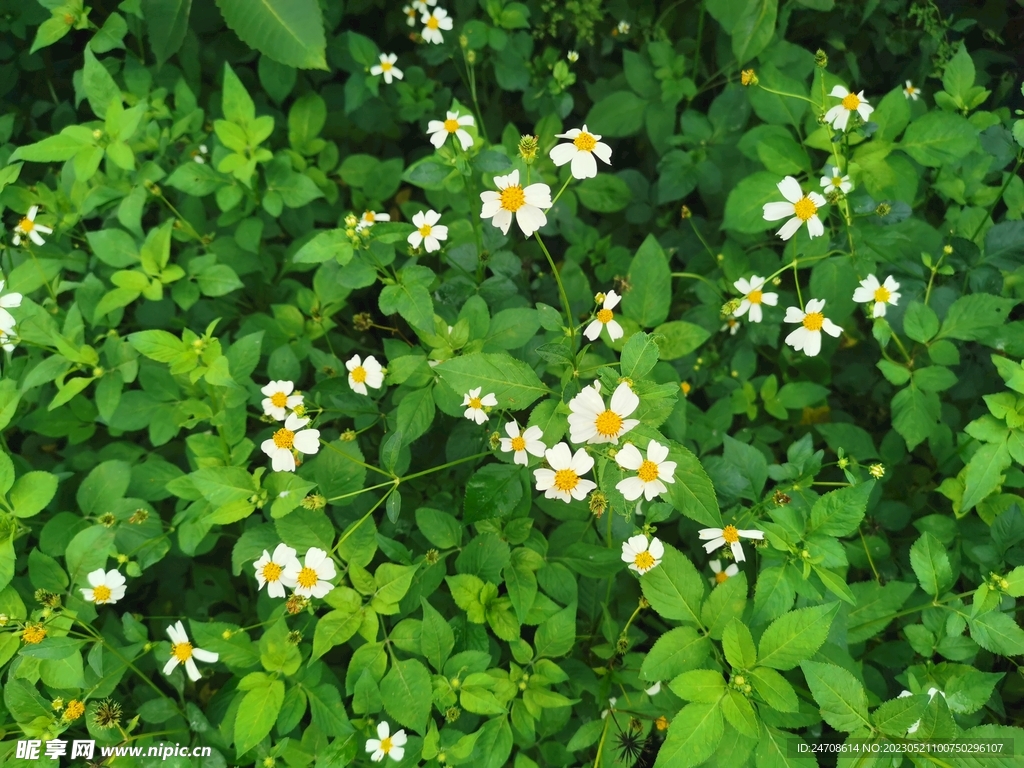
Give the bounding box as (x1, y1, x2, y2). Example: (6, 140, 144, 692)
(731, 541, 746, 562)
(549, 143, 576, 167)
(829, 85, 850, 98)
(615, 443, 644, 470)
(609, 382, 639, 417)
(570, 150, 598, 179)
(293, 429, 321, 454)
(583, 319, 602, 340)
(776, 216, 803, 241)
(762, 201, 795, 222)
(184, 658, 201, 681)
(617, 477, 645, 501)
(806, 215, 825, 239)
(777, 176, 804, 203)
(515, 205, 546, 236)
(192, 648, 219, 663)
(822, 319, 843, 337)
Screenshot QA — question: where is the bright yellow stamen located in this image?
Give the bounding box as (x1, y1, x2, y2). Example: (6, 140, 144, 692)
(351, 366, 367, 384)
(18, 217, 34, 233)
(873, 286, 890, 303)
(381, 61, 393, 71)
(511, 436, 526, 452)
(297, 567, 319, 588)
(270, 392, 288, 408)
(722, 525, 740, 544)
(596, 308, 614, 324)
(637, 460, 660, 483)
(793, 197, 817, 221)
(426, 16, 440, 29)
(573, 132, 597, 152)
(273, 428, 295, 449)
(841, 93, 861, 110)
(748, 289, 763, 304)
(634, 551, 655, 570)
(443, 118, 459, 133)
(553, 469, 580, 492)
(715, 571, 729, 584)
(802, 312, 824, 332)
(418, 224, 432, 237)
(363, 212, 375, 223)
(468, 397, 482, 409)
(172, 642, 193, 662)
(595, 409, 623, 437)
(262, 562, 282, 582)
(22, 625, 47, 644)
(499, 185, 526, 212)
(380, 737, 394, 754)
(92, 585, 112, 603)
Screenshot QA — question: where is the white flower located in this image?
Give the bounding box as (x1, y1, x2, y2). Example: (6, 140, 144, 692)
(899, 688, 945, 735)
(480, 169, 552, 237)
(403, 4, 423, 27)
(820, 166, 852, 195)
(583, 290, 623, 342)
(616, 21, 630, 34)
(567, 50, 579, 63)
(80, 568, 127, 605)
(762, 177, 827, 241)
(732, 275, 778, 324)
(366, 721, 407, 762)
(824, 85, 874, 131)
(260, 412, 321, 472)
(260, 380, 303, 421)
(192, 144, 209, 164)
(0, 280, 23, 332)
(533, 442, 597, 503)
(615, 440, 676, 501)
(371, 53, 404, 85)
(549, 125, 612, 180)
(601, 697, 617, 718)
(12, 206, 53, 247)
(645, 681, 662, 696)
(698, 524, 764, 563)
(421, 7, 453, 44)
(427, 109, 475, 151)
(499, 421, 545, 466)
(903, 80, 920, 101)
(784, 298, 843, 357)
(721, 317, 739, 336)
(408, 210, 448, 253)
(852, 274, 901, 318)
(346, 354, 384, 395)
(567, 381, 639, 445)
(462, 387, 497, 424)
(281, 547, 337, 599)
(253, 543, 300, 599)
(357, 210, 390, 231)
(620, 534, 664, 575)
(0, 328, 17, 353)
(163, 621, 219, 681)
(709, 559, 739, 586)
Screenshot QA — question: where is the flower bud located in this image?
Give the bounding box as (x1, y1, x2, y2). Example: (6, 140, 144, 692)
(869, 463, 885, 479)
(875, 202, 892, 217)
(741, 69, 758, 86)
(680, 204, 692, 219)
(814, 49, 828, 68)
(518, 134, 539, 163)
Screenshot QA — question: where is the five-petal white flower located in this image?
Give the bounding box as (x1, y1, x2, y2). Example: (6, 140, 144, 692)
(567, 381, 639, 445)
(903, 80, 920, 101)
(533, 442, 597, 503)
(499, 421, 546, 465)
(12, 206, 53, 247)
(852, 274, 901, 318)
(427, 109, 475, 151)
(721, 317, 739, 336)
(261, 380, 303, 421)
(583, 290, 624, 342)
(549, 125, 612, 179)
(253, 543, 300, 599)
(281, 547, 336, 599)
(357, 210, 390, 231)
(366, 721, 408, 762)
(163, 621, 219, 681)
(371, 53, 403, 84)
(408, 210, 448, 253)
(732, 276, 778, 324)
(421, 7, 453, 44)
(820, 166, 853, 195)
(762, 176, 827, 241)
(709, 559, 739, 586)
(824, 85, 874, 131)
(462, 387, 497, 424)
(620, 534, 664, 575)
(698, 525, 764, 562)
(615, 440, 676, 501)
(261, 412, 321, 472)
(346, 354, 384, 395)
(480, 169, 552, 237)
(784, 298, 843, 357)
(0, 280, 23, 333)
(80, 568, 127, 605)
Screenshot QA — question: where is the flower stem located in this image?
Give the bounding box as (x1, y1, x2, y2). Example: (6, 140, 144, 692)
(550, 175, 573, 206)
(534, 232, 576, 342)
(672, 271, 723, 298)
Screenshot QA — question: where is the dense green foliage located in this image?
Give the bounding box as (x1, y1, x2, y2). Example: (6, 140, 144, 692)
(1, 0, 1024, 767)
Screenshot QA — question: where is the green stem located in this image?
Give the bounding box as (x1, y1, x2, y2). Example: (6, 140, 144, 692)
(534, 232, 576, 342)
(791, 240, 804, 310)
(326, 479, 396, 503)
(859, 527, 881, 584)
(671, 272, 723, 298)
(333, 489, 393, 554)
(969, 156, 1023, 242)
(320, 439, 394, 478)
(890, 331, 912, 364)
(756, 84, 816, 105)
(401, 451, 491, 482)
(550, 175, 573, 207)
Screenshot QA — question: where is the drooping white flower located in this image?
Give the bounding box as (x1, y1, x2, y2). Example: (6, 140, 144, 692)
(620, 534, 664, 574)
(427, 109, 475, 151)
(261, 380, 303, 421)
(533, 441, 597, 503)
(852, 275, 901, 318)
(499, 421, 545, 466)
(616, 21, 630, 34)
(80, 569, 127, 605)
(402, 4, 421, 27)
(12, 206, 53, 247)
(762, 177, 827, 241)
(192, 144, 209, 164)
(253, 543, 300, 599)
(462, 387, 497, 424)
(421, 7, 453, 44)
(709, 559, 739, 586)
(479, 169, 552, 237)
(824, 85, 874, 131)
(366, 721, 408, 762)
(549, 125, 612, 180)
(698, 524, 764, 562)
(281, 547, 337, 599)
(346, 354, 384, 395)
(899, 688, 945, 735)
(357, 210, 390, 231)
(601, 697, 617, 719)
(408, 210, 448, 253)
(615, 440, 676, 501)
(732, 275, 778, 324)
(583, 290, 623, 342)
(820, 166, 852, 195)
(163, 621, 219, 681)
(0, 280, 23, 332)
(370, 53, 404, 84)
(567, 381, 639, 445)
(721, 317, 739, 336)
(645, 681, 662, 696)
(783, 298, 843, 357)
(903, 80, 920, 101)
(260, 412, 321, 473)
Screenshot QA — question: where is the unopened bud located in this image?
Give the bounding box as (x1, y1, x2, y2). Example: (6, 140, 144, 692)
(518, 134, 539, 163)
(814, 49, 828, 68)
(875, 202, 892, 217)
(721, 298, 742, 318)
(741, 69, 758, 86)
(869, 463, 885, 479)
(680, 204, 692, 219)
(590, 492, 608, 518)
(302, 493, 327, 510)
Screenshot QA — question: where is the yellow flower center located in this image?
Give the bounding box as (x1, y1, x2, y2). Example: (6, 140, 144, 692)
(637, 460, 660, 483)
(595, 409, 623, 437)
(297, 567, 319, 588)
(380, 737, 393, 754)
(573, 132, 597, 151)
(351, 366, 368, 383)
(172, 642, 193, 662)
(831, 177, 842, 188)
(426, 15, 440, 29)
(418, 223, 433, 237)
(468, 397, 482, 409)
(633, 551, 655, 570)
(511, 436, 526, 452)
(841, 92, 861, 110)
(273, 428, 295, 449)
(64, 700, 85, 721)
(747, 289, 763, 304)
(22, 625, 46, 644)
(680, 382, 691, 395)
(793, 197, 817, 221)
(722, 525, 740, 544)
(381, 61, 393, 71)
(715, 571, 729, 584)
(262, 562, 282, 582)
(270, 392, 288, 408)
(18, 217, 34, 233)
(93, 585, 112, 603)
(443, 118, 459, 133)
(596, 308, 614, 324)
(802, 312, 824, 332)
(873, 286, 890, 303)
(499, 185, 526, 212)
(553, 468, 580, 492)
(363, 211, 375, 223)
(906, 86, 917, 94)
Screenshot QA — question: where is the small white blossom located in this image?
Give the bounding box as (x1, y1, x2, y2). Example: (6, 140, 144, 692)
(620, 534, 664, 574)
(371, 53, 404, 84)
(408, 210, 448, 253)
(549, 125, 612, 180)
(567, 381, 639, 445)
(784, 298, 843, 357)
(903, 80, 920, 101)
(820, 166, 852, 195)
(709, 559, 739, 586)
(261, 380, 303, 421)
(615, 440, 676, 501)
(366, 721, 407, 762)
(721, 317, 740, 336)
(824, 85, 874, 131)
(260, 412, 321, 472)
(281, 547, 336, 599)
(499, 421, 545, 465)
(427, 110, 475, 151)
(12, 206, 53, 247)
(698, 525, 764, 562)
(253, 543, 300, 599)
(732, 275, 778, 324)
(583, 290, 623, 342)
(163, 621, 218, 681)
(346, 354, 384, 395)
(762, 177, 827, 241)
(80, 569, 127, 605)
(357, 210, 390, 231)
(852, 275, 901, 318)
(533, 442, 597, 503)
(480, 169, 552, 237)
(616, 21, 630, 34)
(421, 7, 453, 44)
(567, 50, 579, 63)
(462, 387, 497, 424)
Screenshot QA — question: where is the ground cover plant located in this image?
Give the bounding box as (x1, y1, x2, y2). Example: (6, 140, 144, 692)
(0, 0, 1024, 766)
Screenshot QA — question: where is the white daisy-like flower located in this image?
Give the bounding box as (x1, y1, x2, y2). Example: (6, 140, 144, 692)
(356, 210, 391, 231)
(645, 681, 662, 696)
(346, 354, 384, 395)
(903, 80, 920, 101)
(0, 328, 17, 353)
(479, 169, 552, 237)
(462, 387, 497, 424)
(408, 210, 448, 253)
(732, 275, 778, 324)
(698, 524, 764, 563)
(824, 85, 874, 132)
(820, 166, 852, 195)
(616, 21, 630, 34)
(709, 559, 739, 586)
(80, 568, 127, 605)
(260, 412, 321, 473)
(721, 317, 739, 336)
(427, 109, 475, 151)
(499, 421, 545, 465)
(783, 298, 843, 357)
(620, 534, 664, 575)
(371, 53, 404, 85)
(163, 621, 219, 681)
(567, 50, 579, 63)
(899, 688, 945, 735)
(253, 543, 300, 599)
(615, 440, 676, 501)
(0, 280, 23, 332)
(567, 381, 639, 445)
(852, 274, 901, 318)
(192, 144, 209, 164)
(403, 4, 421, 26)
(421, 7, 453, 44)
(549, 125, 612, 180)
(12, 206, 53, 247)
(366, 721, 408, 762)
(260, 380, 303, 421)
(601, 697, 617, 719)
(583, 290, 623, 342)
(762, 177, 827, 241)
(281, 547, 337, 599)
(533, 442, 597, 503)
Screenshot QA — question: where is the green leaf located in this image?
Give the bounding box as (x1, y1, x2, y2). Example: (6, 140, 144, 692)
(9, 128, 91, 163)
(731, 0, 777, 64)
(622, 235, 671, 327)
(670, 669, 727, 702)
(749, 667, 798, 712)
(640, 626, 712, 682)
(127, 330, 186, 362)
(378, 265, 435, 332)
(800, 661, 871, 733)
(722, 618, 757, 669)
(872, 694, 928, 737)
(380, 658, 432, 732)
(576, 174, 632, 213)
(891, 384, 940, 450)
(936, 294, 1017, 342)
(654, 321, 711, 360)
(10, 472, 59, 518)
(435, 353, 548, 412)
(664, 443, 722, 527)
(756, 602, 839, 670)
(700, 571, 748, 639)
(464, 464, 523, 524)
(31, 15, 74, 54)
(415, 508, 462, 549)
(641, 543, 706, 626)
(234, 679, 285, 756)
(620, 331, 661, 379)
(534, 602, 576, 658)
(968, 611, 1024, 656)
(585, 91, 648, 138)
(140, 0, 192, 65)
(903, 301, 939, 342)
(899, 111, 978, 167)
(215, 0, 328, 70)
(420, 598, 454, 673)
(942, 44, 975, 101)
(909, 531, 953, 597)
(722, 689, 759, 738)
(77, 460, 131, 515)
(82, 48, 121, 119)
(312, 608, 363, 661)
(723, 171, 783, 233)
(960, 440, 1011, 512)
(808, 481, 873, 537)
(87, 229, 139, 268)
(653, 701, 724, 768)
